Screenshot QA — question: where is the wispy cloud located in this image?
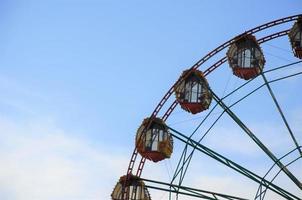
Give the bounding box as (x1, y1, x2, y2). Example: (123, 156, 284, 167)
(0, 73, 300, 200)
(0, 116, 128, 200)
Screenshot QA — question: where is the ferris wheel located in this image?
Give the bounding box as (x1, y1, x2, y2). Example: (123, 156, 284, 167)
(111, 14, 302, 200)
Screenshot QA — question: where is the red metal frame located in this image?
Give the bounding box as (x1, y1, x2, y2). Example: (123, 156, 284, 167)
(121, 14, 301, 200)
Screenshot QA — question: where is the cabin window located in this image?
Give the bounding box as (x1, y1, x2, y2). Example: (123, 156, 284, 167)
(184, 77, 204, 103)
(111, 175, 151, 200)
(234, 46, 262, 68)
(144, 124, 168, 151)
(294, 31, 302, 47)
(174, 69, 212, 114)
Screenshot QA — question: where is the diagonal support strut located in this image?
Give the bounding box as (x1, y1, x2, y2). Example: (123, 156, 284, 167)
(261, 73, 302, 156)
(168, 126, 301, 200)
(211, 90, 302, 190)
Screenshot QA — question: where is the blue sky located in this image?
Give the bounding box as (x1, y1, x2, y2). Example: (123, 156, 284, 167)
(0, 1, 301, 200)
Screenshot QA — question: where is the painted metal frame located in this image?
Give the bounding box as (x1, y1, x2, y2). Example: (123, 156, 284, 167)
(119, 14, 302, 200)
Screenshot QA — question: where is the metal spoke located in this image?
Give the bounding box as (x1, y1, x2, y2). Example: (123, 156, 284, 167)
(226, 71, 302, 109)
(142, 178, 249, 200)
(263, 61, 302, 73)
(117, 15, 302, 200)
(255, 147, 302, 200)
(170, 103, 221, 193)
(168, 126, 300, 200)
(211, 90, 302, 190)
(261, 73, 302, 156)
(169, 66, 302, 200)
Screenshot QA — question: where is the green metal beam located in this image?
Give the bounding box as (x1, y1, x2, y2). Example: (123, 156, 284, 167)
(261, 73, 302, 156)
(168, 126, 301, 200)
(211, 90, 302, 190)
(169, 66, 302, 200)
(143, 178, 249, 200)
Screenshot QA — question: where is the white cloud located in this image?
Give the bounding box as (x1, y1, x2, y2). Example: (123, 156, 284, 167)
(0, 110, 300, 200)
(0, 116, 128, 200)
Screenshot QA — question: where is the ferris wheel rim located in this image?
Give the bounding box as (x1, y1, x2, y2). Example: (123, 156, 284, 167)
(150, 14, 302, 121)
(119, 14, 302, 200)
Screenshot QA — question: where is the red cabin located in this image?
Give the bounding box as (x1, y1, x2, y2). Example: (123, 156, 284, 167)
(227, 34, 265, 80)
(136, 117, 173, 162)
(289, 17, 302, 59)
(111, 174, 151, 200)
(174, 69, 212, 114)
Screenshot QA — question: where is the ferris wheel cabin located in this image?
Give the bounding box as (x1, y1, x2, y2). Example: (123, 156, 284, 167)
(174, 69, 212, 114)
(227, 34, 265, 80)
(136, 117, 173, 162)
(111, 175, 151, 200)
(289, 17, 302, 59)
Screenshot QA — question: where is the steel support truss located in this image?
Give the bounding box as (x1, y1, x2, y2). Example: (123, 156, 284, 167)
(142, 178, 249, 200)
(120, 14, 302, 200)
(167, 126, 301, 200)
(169, 60, 302, 200)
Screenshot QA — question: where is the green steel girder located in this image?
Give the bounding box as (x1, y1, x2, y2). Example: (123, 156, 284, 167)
(168, 126, 301, 200)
